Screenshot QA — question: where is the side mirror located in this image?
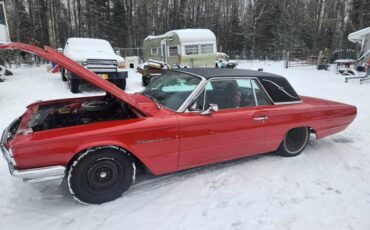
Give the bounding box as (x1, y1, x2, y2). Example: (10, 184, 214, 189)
(201, 104, 219, 115)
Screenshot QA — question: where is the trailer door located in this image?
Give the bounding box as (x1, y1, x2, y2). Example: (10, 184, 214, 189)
(161, 39, 168, 63)
(0, 2, 10, 44)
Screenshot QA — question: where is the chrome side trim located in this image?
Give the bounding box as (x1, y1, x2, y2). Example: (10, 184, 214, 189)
(1, 144, 16, 166)
(261, 79, 299, 99)
(12, 166, 66, 183)
(1, 144, 65, 183)
(274, 100, 303, 105)
(176, 71, 207, 113)
(251, 80, 259, 106)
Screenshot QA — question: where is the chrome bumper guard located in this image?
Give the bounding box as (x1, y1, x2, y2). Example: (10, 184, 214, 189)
(1, 144, 66, 183)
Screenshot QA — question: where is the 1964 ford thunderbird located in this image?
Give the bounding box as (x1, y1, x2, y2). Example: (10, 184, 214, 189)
(0, 43, 356, 204)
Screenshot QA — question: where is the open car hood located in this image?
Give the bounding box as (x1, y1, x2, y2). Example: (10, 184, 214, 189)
(0, 42, 146, 115)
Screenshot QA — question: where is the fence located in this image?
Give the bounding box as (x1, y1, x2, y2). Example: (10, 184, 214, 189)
(0, 50, 45, 68)
(114, 47, 143, 60)
(285, 50, 322, 68)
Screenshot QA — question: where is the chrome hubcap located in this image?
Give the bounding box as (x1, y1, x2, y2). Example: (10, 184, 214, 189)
(99, 171, 107, 178)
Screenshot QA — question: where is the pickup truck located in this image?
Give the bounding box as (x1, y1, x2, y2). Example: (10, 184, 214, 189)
(62, 38, 127, 93)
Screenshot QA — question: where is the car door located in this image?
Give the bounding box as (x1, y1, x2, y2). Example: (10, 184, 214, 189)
(177, 78, 270, 169)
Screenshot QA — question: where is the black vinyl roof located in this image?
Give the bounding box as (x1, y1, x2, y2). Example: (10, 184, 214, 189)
(172, 68, 301, 103)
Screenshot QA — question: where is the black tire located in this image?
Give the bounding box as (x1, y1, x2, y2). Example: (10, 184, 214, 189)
(115, 78, 126, 90)
(67, 147, 135, 204)
(276, 127, 309, 157)
(70, 79, 79, 93)
(61, 68, 67, 81)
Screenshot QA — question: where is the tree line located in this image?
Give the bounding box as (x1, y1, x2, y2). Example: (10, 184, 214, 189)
(2, 0, 370, 59)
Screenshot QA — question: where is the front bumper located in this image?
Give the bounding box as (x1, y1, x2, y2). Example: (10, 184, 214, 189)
(1, 144, 66, 184)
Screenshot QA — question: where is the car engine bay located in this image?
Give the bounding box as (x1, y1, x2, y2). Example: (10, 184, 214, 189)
(27, 95, 137, 132)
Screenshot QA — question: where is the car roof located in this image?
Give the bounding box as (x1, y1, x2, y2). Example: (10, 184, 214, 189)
(172, 68, 284, 80)
(171, 68, 301, 104)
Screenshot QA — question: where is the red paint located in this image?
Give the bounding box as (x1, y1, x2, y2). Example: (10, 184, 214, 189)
(1, 43, 357, 176)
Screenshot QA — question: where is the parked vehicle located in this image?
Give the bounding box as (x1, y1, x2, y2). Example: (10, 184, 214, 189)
(0, 43, 356, 204)
(136, 59, 170, 86)
(215, 52, 238, 68)
(143, 29, 217, 68)
(62, 38, 128, 93)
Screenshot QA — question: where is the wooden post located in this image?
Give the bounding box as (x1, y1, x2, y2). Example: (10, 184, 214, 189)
(285, 51, 289, 69)
(317, 50, 323, 70)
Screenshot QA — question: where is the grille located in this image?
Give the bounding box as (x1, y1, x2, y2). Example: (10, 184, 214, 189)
(84, 59, 118, 73)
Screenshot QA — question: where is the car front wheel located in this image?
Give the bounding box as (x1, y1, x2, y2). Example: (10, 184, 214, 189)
(276, 127, 309, 157)
(67, 147, 136, 204)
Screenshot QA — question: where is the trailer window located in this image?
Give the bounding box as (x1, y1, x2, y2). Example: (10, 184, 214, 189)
(151, 47, 159, 55)
(185, 45, 199, 55)
(168, 46, 178, 56)
(0, 4, 5, 25)
(201, 44, 214, 54)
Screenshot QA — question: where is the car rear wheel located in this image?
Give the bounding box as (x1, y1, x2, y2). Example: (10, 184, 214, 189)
(276, 127, 309, 157)
(67, 147, 135, 204)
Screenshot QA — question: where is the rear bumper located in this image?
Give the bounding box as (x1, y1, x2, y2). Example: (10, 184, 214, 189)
(1, 144, 66, 183)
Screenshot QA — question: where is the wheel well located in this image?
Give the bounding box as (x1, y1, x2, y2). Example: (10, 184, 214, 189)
(308, 126, 318, 139)
(285, 126, 317, 139)
(66, 145, 148, 175)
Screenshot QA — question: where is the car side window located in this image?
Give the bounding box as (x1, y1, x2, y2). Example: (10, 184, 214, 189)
(251, 80, 271, 106)
(200, 79, 257, 110)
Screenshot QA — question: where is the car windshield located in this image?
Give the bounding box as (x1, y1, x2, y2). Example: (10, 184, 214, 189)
(142, 72, 201, 111)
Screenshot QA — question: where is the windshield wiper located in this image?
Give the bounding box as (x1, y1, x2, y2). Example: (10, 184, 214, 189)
(142, 93, 162, 109)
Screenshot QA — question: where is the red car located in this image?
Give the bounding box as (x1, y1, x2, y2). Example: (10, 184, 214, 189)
(1, 43, 356, 204)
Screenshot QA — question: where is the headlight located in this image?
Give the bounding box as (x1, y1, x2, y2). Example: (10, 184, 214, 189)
(118, 61, 126, 69)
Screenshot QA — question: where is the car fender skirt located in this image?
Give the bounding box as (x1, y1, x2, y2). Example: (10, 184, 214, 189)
(12, 165, 66, 183)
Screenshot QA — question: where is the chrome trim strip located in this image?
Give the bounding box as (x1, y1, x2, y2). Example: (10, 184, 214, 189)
(1, 144, 16, 166)
(12, 166, 66, 183)
(1, 144, 65, 183)
(175, 71, 208, 113)
(251, 80, 259, 106)
(253, 78, 275, 105)
(274, 100, 303, 105)
(261, 79, 299, 99)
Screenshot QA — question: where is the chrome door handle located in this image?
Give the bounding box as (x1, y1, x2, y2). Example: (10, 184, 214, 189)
(253, 116, 268, 121)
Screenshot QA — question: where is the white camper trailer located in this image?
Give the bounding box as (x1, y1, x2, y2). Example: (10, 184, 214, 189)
(0, 2, 10, 44)
(347, 27, 370, 83)
(348, 27, 370, 65)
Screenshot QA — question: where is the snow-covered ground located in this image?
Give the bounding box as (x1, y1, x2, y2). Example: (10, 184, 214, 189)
(0, 62, 369, 230)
